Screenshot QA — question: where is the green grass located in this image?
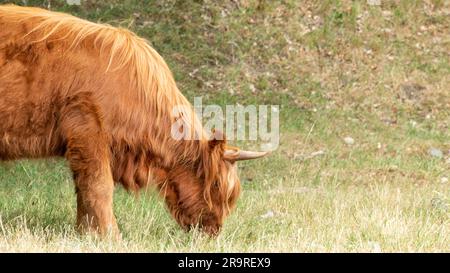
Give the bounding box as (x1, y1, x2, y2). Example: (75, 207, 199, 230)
(0, 0, 449, 252)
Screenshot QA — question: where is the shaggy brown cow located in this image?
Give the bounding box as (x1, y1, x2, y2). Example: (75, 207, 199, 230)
(0, 5, 268, 237)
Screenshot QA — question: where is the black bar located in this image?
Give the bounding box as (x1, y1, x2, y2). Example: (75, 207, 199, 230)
(0, 253, 447, 272)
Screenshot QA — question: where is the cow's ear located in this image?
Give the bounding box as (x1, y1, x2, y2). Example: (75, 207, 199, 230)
(208, 129, 226, 150)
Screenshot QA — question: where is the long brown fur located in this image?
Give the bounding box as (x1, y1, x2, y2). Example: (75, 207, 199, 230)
(0, 5, 240, 236)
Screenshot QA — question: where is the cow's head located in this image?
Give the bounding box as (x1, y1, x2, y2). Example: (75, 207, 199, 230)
(155, 130, 269, 235)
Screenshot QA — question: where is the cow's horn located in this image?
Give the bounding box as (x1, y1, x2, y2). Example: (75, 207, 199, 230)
(224, 149, 270, 161)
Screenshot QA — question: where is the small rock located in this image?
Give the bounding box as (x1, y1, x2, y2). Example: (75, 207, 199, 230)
(344, 137, 355, 145)
(401, 83, 425, 100)
(367, 0, 381, 6)
(409, 120, 417, 127)
(364, 48, 373, 55)
(260, 210, 274, 219)
(66, 0, 81, 5)
(249, 84, 256, 93)
(429, 148, 443, 159)
(368, 241, 382, 253)
(441, 177, 448, 184)
(431, 197, 448, 210)
(310, 150, 325, 157)
(388, 165, 399, 172)
(382, 10, 393, 17)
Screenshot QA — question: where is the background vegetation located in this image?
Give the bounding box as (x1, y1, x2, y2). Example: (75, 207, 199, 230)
(0, 0, 448, 252)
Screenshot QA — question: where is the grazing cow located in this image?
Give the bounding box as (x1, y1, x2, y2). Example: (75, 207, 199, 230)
(0, 5, 268, 237)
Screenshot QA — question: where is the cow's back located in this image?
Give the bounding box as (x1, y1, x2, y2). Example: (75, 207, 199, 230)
(0, 5, 196, 164)
(0, 11, 105, 159)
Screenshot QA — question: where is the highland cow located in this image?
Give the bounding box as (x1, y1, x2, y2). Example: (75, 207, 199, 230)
(0, 5, 268, 237)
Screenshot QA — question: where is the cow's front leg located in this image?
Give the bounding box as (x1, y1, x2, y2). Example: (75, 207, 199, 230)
(69, 137, 119, 239)
(75, 175, 118, 238)
(61, 94, 119, 239)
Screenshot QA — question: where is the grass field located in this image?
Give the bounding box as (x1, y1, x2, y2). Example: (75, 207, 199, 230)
(0, 0, 449, 252)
